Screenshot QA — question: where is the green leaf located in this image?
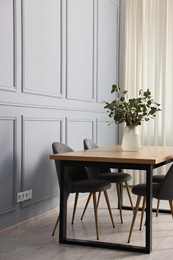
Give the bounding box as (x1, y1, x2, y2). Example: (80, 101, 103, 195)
(104, 85, 161, 126)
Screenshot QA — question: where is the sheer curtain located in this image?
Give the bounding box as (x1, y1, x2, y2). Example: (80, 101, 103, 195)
(119, 0, 173, 184)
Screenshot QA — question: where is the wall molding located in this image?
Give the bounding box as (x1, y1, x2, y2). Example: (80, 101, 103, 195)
(0, 117, 17, 215)
(65, 117, 95, 144)
(96, 117, 117, 144)
(21, 116, 63, 207)
(96, 0, 119, 103)
(66, 0, 95, 102)
(108, 0, 119, 5)
(0, 0, 16, 92)
(21, 0, 62, 98)
(0, 101, 106, 114)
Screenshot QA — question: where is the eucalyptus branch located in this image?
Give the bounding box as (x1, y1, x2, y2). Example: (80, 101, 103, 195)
(104, 85, 161, 126)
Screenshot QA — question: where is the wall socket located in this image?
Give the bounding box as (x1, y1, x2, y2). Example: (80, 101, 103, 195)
(17, 189, 32, 203)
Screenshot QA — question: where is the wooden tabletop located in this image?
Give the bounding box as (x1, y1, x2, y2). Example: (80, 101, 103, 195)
(50, 145, 173, 165)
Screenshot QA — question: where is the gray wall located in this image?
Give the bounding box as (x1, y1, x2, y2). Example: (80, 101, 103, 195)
(0, 0, 119, 230)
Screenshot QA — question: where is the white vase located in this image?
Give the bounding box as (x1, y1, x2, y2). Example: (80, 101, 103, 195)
(122, 125, 141, 151)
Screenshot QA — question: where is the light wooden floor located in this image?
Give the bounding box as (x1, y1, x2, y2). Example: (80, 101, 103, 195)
(0, 186, 173, 260)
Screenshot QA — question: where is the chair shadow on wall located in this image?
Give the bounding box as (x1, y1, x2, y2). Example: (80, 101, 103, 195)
(19, 152, 59, 208)
(0, 156, 15, 211)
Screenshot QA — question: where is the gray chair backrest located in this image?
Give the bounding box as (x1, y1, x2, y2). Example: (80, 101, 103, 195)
(84, 138, 98, 150)
(157, 164, 173, 200)
(52, 142, 88, 189)
(83, 138, 110, 174)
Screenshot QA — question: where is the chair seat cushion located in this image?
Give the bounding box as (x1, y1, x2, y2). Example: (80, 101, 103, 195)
(99, 172, 131, 183)
(132, 183, 162, 197)
(69, 179, 111, 193)
(153, 175, 165, 183)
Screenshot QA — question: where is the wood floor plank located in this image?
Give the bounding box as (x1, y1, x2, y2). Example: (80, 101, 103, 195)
(0, 186, 173, 259)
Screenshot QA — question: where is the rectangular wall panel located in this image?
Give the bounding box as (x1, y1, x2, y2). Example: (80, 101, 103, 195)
(66, 0, 94, 101)
(97, 0, 119, 102)
(22, 0, 62, 97)
(66, 118, 94, 150)
(0, 0, 15, 90)
(97, 119, 117, 146)
(22, 117, 63, 206)
(0, 117, 16, 214)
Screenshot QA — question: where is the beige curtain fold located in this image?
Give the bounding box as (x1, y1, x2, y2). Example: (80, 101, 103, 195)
(119, 0, 173, 184)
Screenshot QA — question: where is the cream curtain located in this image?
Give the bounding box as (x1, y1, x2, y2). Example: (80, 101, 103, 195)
(119, 0, 173, 184)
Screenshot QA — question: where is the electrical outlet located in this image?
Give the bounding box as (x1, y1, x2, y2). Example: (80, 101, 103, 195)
(17, 190, 32, 203)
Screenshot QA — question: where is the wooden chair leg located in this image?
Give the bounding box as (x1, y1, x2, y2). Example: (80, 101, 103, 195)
(156, 199, 160, 217)
(169, 200, 173, 217)
(52, 193, 69, 235)
(71, 193, 79, 224)
(80, 191, 110, 222)
(52, 214, 60, 236)
(125, 182, 134, 213)
(116, 183, 123, 223)
(92, 192, 99, 240)
(103, 191, 115, 228)
(128, 195, 141, 243)
(96, 191, 102, 208)
(139, 197, 146, 230)
(80, 193, 92, 220)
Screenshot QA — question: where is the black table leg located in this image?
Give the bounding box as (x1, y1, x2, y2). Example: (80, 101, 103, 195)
(59, 161, 67, 243)
(145, 165, 153, 253)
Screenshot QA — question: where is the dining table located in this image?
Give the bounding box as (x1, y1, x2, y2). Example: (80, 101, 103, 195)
(50, 145, 173, 254)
